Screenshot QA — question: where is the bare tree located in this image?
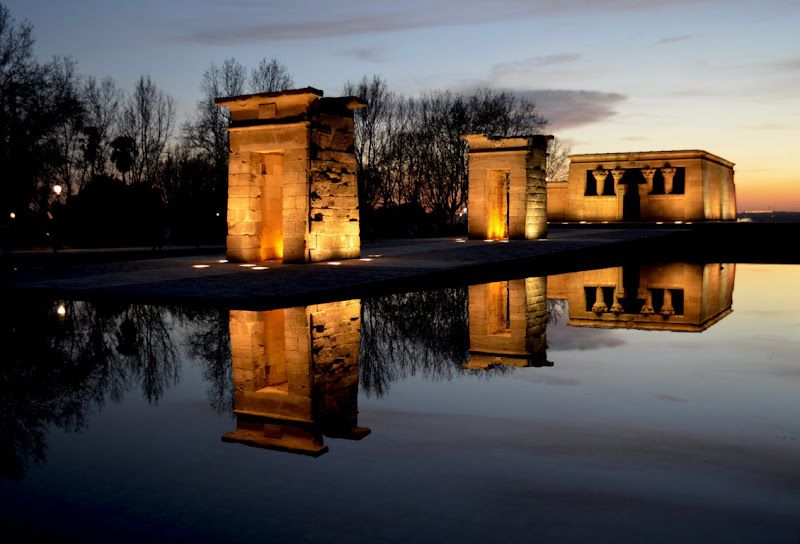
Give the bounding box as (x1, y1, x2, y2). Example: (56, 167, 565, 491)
(40, 56, 84, 201)
(183, 59, 245, 175)
(546, 137, 571, 182)
(249, 57, 293, 93)
(120, 75, 175, 186)
(80, 76, 123, 185)
(343, 75, 396, 210)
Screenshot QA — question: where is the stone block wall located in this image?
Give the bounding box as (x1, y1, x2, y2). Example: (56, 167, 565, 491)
(462, 134, 551, 240)
(466, 278, 548, 369)
(552, 263, 735, 332)
(559, 150, 735, 222)
(217, 88, 364, 263)
(308, 99, 361, 262)
(223, 298, 368, 455)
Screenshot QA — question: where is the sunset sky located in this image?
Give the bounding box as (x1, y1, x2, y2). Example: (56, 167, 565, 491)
(6, 0, 800, 211)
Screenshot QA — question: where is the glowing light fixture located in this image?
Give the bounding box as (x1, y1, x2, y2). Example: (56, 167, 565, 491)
(328, 262, 341, 266)
(455, 239, 466, 243)
(656, 222, 664, 225)
(53, 184, 62, 195)
(240, 264, 256, 267)
(579, 221, 587, 224)
(252, 266, 268, 270)
(9, 212, 15, 219)
(192, 264, 210, 268)
(484, 239, 495, 242)
(359, 258, 373, 262)
(674, 221, 683, 224)
(218, 259, 228, 263)
(56, 304, 66, 317)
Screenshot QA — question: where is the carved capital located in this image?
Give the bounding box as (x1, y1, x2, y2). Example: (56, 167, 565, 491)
(640, 290, 655, 315)
(592, 169, 608, 196)
(610, 168, 625, 183)
(591, 286, 607, 313)
(661, 167, 676, 194)
(640, 168, 656, 181)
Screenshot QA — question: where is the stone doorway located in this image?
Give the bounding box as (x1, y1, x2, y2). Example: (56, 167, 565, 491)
(486, 170, 510, 239)
(461, 134, 551, 241)
(622, 183, 641, 221)
(260, 153, 284, 260)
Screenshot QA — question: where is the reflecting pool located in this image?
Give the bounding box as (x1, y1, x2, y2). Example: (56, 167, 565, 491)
(1, 263, 798, 543)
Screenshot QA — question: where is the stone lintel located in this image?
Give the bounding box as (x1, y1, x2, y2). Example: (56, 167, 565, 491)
(569, 150, 734, 169)
(461, 133, 553, 151)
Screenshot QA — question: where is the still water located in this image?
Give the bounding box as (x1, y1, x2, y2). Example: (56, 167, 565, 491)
(1, 263, 798, 542)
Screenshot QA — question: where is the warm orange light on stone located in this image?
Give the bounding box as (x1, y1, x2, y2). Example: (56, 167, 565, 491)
(465, 277, 549, 369)
(216, 87, 366, 264)
(548, 150, 736, 223)
(547, 263, 735, 332)
(462, 134, 551, 241)
(223, 300, 369, 456)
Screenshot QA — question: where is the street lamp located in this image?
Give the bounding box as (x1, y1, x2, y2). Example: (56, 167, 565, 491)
(51, 184, 63, 252)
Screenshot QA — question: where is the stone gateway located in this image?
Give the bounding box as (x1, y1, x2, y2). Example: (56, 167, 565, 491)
(216, 88, 365, 263)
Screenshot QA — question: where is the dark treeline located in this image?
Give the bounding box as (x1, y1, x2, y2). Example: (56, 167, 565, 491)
(0, 296, 231, 480)
(0, 2, 564, 249)
(344, 75, 549, 236)
(0, 4, 294, 250)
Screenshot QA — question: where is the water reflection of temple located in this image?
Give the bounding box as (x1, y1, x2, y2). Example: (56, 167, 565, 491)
(548, 263, 735, 332)
(222, 300, 369, 456)
(465, 277, 550, 369)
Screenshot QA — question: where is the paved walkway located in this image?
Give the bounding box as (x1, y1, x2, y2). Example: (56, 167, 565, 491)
(2, 229, 684, 309)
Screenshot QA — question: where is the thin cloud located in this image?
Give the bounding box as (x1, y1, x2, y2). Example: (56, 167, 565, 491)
(178, 0, 710, 45)
(339, 47, 390, 63)
(492, 54, 581, 74)
(521, 89, 628, 131)
(656, 34, 692, 45)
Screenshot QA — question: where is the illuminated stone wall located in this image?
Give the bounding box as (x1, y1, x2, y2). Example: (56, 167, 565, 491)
(548, 150, 736, 222)
(462, 134, 552, 240)
(465, 277, 548, 369)
(223, 299, 368, 456)
(548, 263, 735, 332)
(216, 88, 365, 263)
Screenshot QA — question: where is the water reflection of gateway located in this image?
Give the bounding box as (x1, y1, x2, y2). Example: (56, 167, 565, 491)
(548, 263, 735, 332)
(465, 277, 549, 369)
(223, 300, 369, 456)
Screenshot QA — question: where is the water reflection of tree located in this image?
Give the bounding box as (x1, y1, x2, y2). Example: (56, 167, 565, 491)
(360, 287, 510, 397)
(0, 298, 213, 480)
(177, 307, 233, 414)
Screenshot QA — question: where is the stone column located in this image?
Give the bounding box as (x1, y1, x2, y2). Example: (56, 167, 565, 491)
(592, 286, 607, 313)
(525, 276, 548, 365)
(660, 289, 675, 316)
(610, 168, 625, 196)
(524, 138, 549, 240)
(641, 168, 656, 194)
(592, 169, 609, 196)
(609, 289, 624, 314)
(661, 167, 676, 195)
(640, 290, 655, 315)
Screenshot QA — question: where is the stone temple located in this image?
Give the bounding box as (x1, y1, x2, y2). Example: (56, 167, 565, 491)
(548, 150, 736, 222)
(461, 134, 552, 240)
(216, 88, 365, 263)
